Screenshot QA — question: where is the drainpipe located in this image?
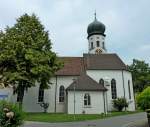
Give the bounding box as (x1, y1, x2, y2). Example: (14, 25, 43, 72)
(106, 90, 108, 114)
(122, 70, 126, 98)
(54, 75, 57, 113)
(73, 81, 76, 120)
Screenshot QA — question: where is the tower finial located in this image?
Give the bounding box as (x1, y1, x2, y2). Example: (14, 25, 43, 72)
(94, 10, 97, 20)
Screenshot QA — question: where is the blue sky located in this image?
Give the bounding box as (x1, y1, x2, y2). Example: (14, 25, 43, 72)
(0, 0, 150, 64)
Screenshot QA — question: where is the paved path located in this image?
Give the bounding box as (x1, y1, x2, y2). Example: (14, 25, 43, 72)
(23, 112, 148, 127)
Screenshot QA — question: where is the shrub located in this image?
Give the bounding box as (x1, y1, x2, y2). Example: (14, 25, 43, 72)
(0, 100, 24, 127)
(39, 102, 49, 113)
(136, 87, 150, 110)
(112, 97, 128, 111)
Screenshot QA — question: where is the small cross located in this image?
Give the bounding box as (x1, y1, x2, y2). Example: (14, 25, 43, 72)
(94, 10, 97, 20)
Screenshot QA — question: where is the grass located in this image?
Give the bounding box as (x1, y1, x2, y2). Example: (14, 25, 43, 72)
(25, 111, 142, 123)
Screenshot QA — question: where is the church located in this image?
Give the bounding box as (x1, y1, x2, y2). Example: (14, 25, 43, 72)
(0, 14, 135, 114)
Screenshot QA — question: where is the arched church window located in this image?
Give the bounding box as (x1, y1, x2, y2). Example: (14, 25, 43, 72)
(99, 79, 104, 86)
(84, 93, 91, 106)
(96, 41, 100, 47)
(17, 86, 22, 102)
(59, 85, 65, 102)
(111, 79, 117, 99)
(128, 80, 131, 99)
(91, 42, 94, 49)
(38, 84, 44, 102)
(102, 42, 105, 49)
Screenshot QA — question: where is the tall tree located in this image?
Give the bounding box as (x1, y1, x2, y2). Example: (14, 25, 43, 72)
(0, 14, 62, 108)
(128, 59, 150, 92)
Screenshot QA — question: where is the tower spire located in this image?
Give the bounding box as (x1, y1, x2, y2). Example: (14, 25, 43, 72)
(94, 10, 97, 20)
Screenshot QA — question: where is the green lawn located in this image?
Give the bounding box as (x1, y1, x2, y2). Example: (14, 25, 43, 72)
(25, 111, 142, 123)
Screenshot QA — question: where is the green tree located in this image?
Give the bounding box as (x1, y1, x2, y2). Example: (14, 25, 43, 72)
(0, 14, 62, 108)
(128, 59, 150, 92)
(136, 87, 150, 110)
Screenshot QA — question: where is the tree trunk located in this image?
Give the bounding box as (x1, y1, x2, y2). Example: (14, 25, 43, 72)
(17, 81, 25, 110)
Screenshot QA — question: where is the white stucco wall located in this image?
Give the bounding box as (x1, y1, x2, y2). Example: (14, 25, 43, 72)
(9, 82, 55, 113)
(21, 82, 58, 113)
(123, 70, 135, 111)
(54, 76, 77, 113)
(8, 79, 57, 113)
(67, 91, 105, 114)
(4, 69, 135, 113)
(14, 76, 77, 113)
(86, 70, 135, 111)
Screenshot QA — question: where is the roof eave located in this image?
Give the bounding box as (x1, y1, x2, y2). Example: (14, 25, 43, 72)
(66, 89, 107, 92)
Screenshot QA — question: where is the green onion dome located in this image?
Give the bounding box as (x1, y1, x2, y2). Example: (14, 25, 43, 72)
(87, 18, 105, 38)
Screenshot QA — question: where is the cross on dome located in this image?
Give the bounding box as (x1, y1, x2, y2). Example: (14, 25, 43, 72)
(94, 10, 97, 20)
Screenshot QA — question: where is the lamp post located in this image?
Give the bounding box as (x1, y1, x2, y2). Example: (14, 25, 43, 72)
(104, 76, 110, 115)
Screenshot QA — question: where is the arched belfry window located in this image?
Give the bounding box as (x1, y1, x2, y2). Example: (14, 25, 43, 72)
(91, 42, 94, 49)
(111, 79, 117, 99)
(102, 42, 105, 49)
(96, 41, 100, 47)
(84, 93, 91, 106)
(99, 79, 104, 86)
(59, 86, 65, 102)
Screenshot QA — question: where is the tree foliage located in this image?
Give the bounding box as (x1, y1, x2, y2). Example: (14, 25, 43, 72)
(128, 59, 150, 92)
(112, 97, 128, 111)
(136, 87, 150, 110)
(0, 13, 62, 106)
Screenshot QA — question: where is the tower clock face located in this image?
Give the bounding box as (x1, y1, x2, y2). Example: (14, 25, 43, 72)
(95, 49, 102, 54)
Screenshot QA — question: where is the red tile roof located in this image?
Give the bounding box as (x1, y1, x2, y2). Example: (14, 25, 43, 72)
(84, 53, 127, 70)
(55, 57, 84, 76)
(55, 54, 127, 76)
(66, 74, 107, 91)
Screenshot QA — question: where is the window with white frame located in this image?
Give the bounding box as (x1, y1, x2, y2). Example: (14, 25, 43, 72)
(38, 85, 44, 102)
(84, 93, 91, 106)
(111, 79, 117, 99)
(59, 85, 65, 102)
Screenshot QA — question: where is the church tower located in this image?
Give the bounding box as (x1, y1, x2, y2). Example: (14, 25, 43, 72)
(87, 13, 106, 54)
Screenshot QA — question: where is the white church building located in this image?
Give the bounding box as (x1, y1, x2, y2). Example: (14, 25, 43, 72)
(0, 15, 135, 114)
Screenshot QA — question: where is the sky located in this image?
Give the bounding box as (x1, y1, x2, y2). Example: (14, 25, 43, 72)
(0, 0, 150, 64)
